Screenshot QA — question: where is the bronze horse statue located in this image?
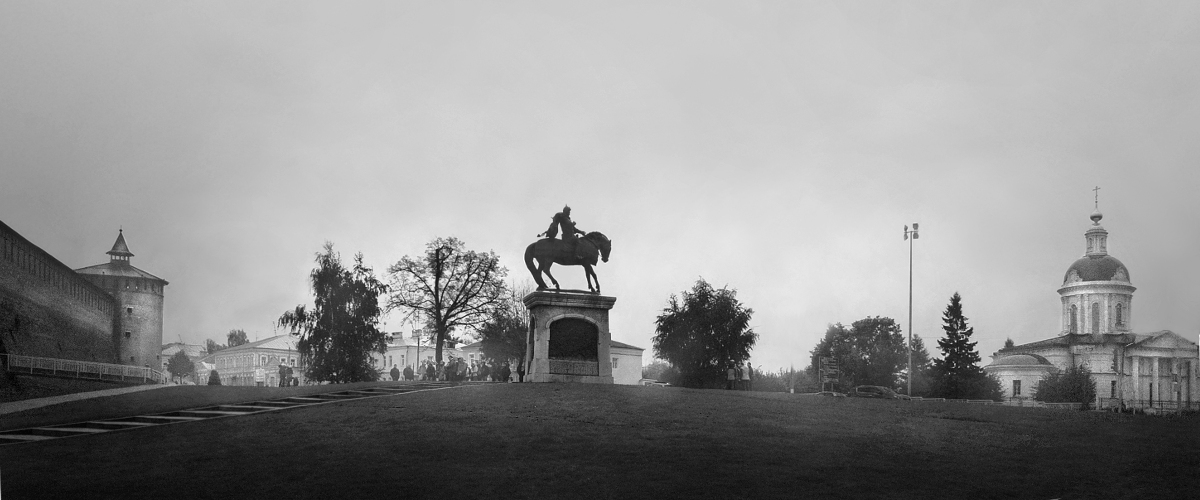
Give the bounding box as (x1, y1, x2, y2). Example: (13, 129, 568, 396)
(524, 232, 611, 293)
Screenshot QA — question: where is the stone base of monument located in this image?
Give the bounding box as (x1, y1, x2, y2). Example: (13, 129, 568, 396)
(522, 290, 616, 384)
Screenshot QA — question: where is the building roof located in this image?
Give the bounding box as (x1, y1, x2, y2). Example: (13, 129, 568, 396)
(1063, 255, 1130, 285)
(215, 335, 300, 354)
(75, 261, 168, 283)
(162, 343, 205, 359)
(610, 340, 644, 351)
(75, 229, 168, 284)
(989, 353, 1054, 367)
(107, 230, 134, 258)
(998, 331, 1193, 356)
(1000, 333, 1141, 353)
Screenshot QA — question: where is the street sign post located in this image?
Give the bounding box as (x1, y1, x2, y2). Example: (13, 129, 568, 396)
(819, 357, 839, 391)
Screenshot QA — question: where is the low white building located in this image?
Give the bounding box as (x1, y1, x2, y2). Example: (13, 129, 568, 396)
(371, 331, 462, 375)
(609, 340, 645, 385)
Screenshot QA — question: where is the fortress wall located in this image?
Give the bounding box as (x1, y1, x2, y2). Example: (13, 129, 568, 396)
(0, 221, 117, 363)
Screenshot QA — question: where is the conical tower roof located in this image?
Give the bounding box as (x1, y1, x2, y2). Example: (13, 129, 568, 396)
(107, 229, 134, 258)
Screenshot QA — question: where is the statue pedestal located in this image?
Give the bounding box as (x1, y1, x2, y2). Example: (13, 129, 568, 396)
(522, 291, 616, 384)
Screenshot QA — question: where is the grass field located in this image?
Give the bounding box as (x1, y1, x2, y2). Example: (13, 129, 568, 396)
(0, 382, 1195, 499)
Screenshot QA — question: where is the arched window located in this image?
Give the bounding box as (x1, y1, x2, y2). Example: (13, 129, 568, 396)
(1091, 302, 1100, 333)
(1070, 305, 1078, 333)
(1116, 303, 1123, 326)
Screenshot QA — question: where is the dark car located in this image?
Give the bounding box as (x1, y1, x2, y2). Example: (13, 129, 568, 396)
(800, 391, 847, 397)
(815, 391, 846, 397)
(849, 385, 909, 400)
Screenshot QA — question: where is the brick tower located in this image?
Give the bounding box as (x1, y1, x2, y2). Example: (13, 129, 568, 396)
(76, 230, 168, 367)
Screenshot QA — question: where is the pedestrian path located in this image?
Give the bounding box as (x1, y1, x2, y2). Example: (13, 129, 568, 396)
(0, 382, 459, 446)
(0, 384, 172, 416)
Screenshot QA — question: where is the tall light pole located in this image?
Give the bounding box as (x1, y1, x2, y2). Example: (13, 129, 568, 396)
(412, 326, 422, 376)
(904, 223, 919, 397)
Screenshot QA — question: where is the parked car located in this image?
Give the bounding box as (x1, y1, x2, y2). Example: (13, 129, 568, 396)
(849, 385, 910, 400)
(799, 391, 846, 397)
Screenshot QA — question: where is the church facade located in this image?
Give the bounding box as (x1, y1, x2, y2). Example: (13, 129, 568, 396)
(984, 209, 1198, 409)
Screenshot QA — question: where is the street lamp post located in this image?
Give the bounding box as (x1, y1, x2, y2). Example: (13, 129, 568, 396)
(413, 327, 422, 379)
(904, 223, 919, 397)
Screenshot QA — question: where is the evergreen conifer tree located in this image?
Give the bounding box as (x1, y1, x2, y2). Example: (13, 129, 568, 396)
(931, 292, 1002, 399)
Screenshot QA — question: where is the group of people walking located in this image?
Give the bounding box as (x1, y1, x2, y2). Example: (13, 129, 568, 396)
(726, 361, 753, 390)
(388, 358, 517, 383)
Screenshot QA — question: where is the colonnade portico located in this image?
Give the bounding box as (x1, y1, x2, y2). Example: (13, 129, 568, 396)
(1125, 346, 1196, 409)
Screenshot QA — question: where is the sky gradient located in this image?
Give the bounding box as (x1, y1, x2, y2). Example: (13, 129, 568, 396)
(3, 1, 1198, 372)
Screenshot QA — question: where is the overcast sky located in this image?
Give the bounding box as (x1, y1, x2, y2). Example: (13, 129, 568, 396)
(3, 1, 1198, 372)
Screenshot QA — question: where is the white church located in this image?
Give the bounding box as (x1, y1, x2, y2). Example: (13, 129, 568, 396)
(984, 205, 1198, 409)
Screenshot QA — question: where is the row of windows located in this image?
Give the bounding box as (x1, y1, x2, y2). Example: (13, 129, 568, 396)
(216, 353, 297, 369)
(375, 355, 624, 371)
(1068, 302, 1126, 334)
(2, 234, 113, 316)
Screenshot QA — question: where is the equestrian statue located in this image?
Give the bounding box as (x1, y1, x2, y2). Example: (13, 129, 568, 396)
(525, 205, 611, 294)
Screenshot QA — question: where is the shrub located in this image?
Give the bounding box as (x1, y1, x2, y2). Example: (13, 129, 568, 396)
(207, 370, 222, 386)
(1035, 365, 1096, 409)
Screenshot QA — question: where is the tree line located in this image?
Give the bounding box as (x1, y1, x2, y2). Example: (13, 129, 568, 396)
(273, 238, 520, 384)
(645, 285, 1011, 402)
(803, 293, 1003, 400)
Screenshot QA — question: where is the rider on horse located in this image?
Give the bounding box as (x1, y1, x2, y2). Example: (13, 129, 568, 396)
(538, 205, 587, 260)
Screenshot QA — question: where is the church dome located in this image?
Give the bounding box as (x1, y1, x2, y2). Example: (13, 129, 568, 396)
(1063, 255, 1129, 285)
(989, 353, 1053, 367)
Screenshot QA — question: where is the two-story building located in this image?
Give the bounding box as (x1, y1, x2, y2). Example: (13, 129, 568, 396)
(205, 335, 304, 387)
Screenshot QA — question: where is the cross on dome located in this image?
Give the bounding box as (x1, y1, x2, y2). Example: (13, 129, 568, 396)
(1090, 186, 1103, 225)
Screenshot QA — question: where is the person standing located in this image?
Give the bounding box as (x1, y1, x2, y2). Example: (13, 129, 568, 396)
(726, 363, 736, 390)
(742, 362, 753, 391)
(403, 364, 414, 381)
(390, 365, 400, 382)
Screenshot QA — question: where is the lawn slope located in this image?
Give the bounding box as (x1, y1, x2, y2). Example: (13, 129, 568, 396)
(0, 383, 1194, 499)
